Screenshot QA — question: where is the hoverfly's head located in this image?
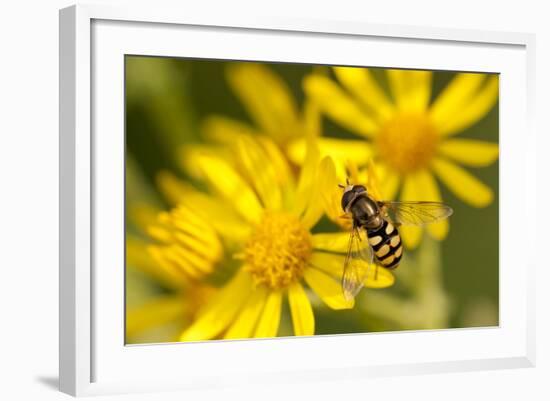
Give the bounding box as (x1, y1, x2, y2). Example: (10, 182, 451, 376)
(339, 184, 367, 212)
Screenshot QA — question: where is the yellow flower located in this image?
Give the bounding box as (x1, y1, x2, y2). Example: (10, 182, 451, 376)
(174, 136, 394, 341)
(125, 156, 225, 343)
(301, 68, 499, 248)
(125, 235, 216, 344)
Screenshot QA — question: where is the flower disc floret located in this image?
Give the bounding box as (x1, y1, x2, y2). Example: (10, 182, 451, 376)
(244, 212, 312, 289)
(376, 113, 439, 174)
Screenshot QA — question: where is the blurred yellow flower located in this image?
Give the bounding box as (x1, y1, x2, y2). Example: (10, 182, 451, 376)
(125, 267, 216, 343)
(301, 68, 499, 248)
(125, 152, 228, 343)
(174, 136, 394, 341)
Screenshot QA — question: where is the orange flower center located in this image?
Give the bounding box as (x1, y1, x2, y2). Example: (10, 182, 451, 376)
(244, 212, 312, 289)
(376, 113, 439, 174)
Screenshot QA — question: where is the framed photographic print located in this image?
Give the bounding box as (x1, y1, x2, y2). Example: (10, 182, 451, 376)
(59, 4, 536, 397)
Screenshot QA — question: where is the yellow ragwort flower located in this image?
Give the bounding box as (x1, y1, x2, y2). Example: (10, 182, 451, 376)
(125, 200, 223, 343)
(176, 136, 394, 341)
(125, 153, 226, 343)
(300, 68, 499, 248)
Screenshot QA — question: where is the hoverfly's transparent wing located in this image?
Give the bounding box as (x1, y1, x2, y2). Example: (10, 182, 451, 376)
(378, 201, 453, 227)
(342, 225, 374, 301)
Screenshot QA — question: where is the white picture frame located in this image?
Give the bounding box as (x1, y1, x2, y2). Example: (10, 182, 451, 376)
(59, 3, 536, 397)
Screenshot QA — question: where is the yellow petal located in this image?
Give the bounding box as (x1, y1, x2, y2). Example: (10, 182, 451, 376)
(224, 286, 268, 339)
(300, 142, 326, 229)
(127, 236, 184, 289)
(310, 251, 394, 291)
(166, 244, 216, 274)
(201, 115, 259, 144)
(309, 252, 346, 278)
(430, 73, 498, 136)
(256, 136, 294, 189)
(178, 144, 233, 180)
(303, 99, 321, 137)
(333, 66, 394, 120)
(428, 218, 449, 241)
(292, 139, 320, 217)
(429, 73, 486, 128)
(148, 245, 203, 280)
(148, 245, 208, 279)
(180, 269, 252, 341)
(226, 63, 299, 143)
(126, 295, 185, 338)
(237, 136, 282, 210)
(196, 154, 263, 224)
(157, 204, 223, 261)
(156, 171, 251, 243)
(318, 157, 351, 229)
(147, 224, 171, 243)
(304, 268, 354, 309)
(303, 74, 379, 137)
(364, 159, 384, 201)
(312, 232, 350, 253)
(146, 204, 223, 281)
(301, 193, 325, 230)
(287, 137, 372, 167)
(288, 283, 315, 336)
(253, 290, 283, 338)
(399, 175, 424, 249)
(372, 162, 400, 200)
(387, 69, 432, 112)
(346, 159, 361, 185)
(438, 75, 499, 136)
(155, 170, 190, 206)
(431, 157, 494, 207)
(310, 251, 394, 289)
(405, 170, 449, 240)
(438, 139, 499, 167)
(362, 264, 395, 288)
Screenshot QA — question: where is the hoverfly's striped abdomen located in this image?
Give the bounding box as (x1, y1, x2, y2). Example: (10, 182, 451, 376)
(366, 219, 402, 269)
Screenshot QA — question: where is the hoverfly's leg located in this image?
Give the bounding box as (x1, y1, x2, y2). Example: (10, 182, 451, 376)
(374, 264, 379, 281)
(338, 214, 352, 220)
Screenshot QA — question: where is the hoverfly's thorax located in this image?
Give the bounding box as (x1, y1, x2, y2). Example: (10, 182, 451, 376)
(361, 196, 380, 218)
(349, 195, 383, 229)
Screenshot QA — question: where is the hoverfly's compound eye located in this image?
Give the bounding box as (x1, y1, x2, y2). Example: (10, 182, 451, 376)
(341, 191, 355, 212)
(352, 185, 367, 194)
(341, 185, 367, 212)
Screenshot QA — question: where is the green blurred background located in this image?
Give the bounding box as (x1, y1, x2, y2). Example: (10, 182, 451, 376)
(125, 55, 498, 341)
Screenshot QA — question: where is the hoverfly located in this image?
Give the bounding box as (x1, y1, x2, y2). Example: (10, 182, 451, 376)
(339, 181, 453, 300)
